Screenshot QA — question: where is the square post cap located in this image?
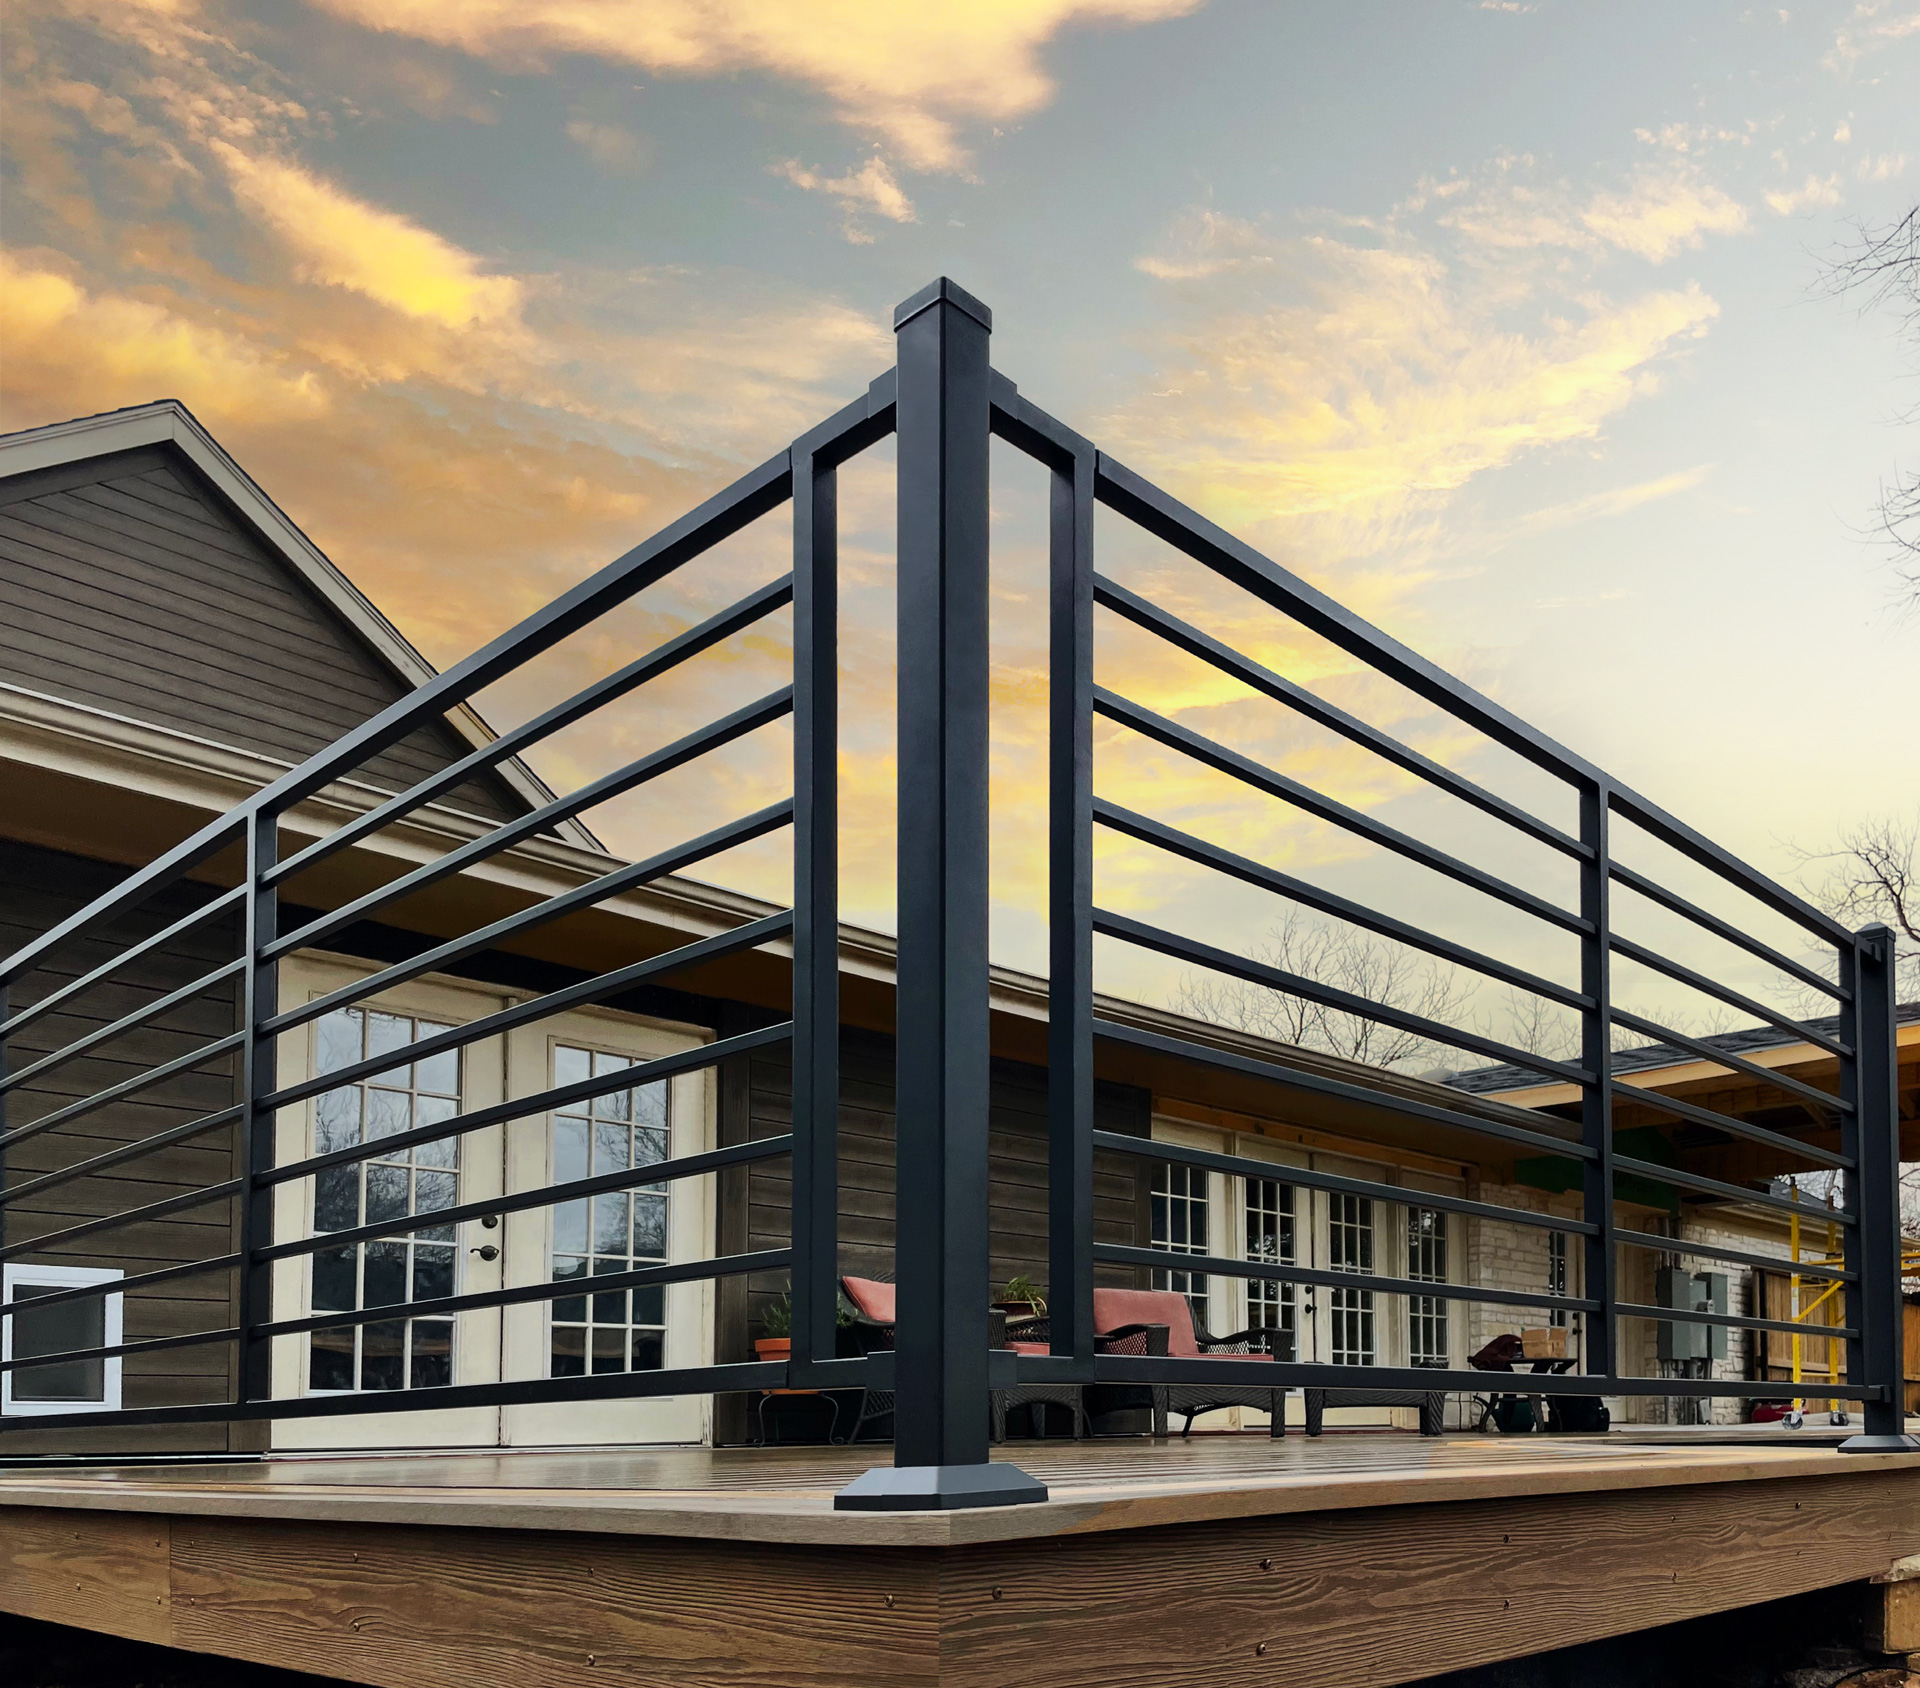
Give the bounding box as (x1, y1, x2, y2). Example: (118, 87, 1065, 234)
(894, 277, 993, 334)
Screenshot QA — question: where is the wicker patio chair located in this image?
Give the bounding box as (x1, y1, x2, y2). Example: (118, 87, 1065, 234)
(1088, 1288, 1288, 1438)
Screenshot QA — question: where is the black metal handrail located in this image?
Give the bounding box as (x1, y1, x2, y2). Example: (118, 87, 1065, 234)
(1, 279, 1910, 1499)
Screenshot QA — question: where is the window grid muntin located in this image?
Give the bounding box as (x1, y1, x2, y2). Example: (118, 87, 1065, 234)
(1407, 1206, 1448, 1367)
(1328, 1192, 1375, 1366)
(308, 1007, 459, 1394)
(1548, 1230, 1570, 1328)
(1150, 1161, 1210, 1331)
(1245, 1176, 1296, 1360)
(549, 1045, 671, 1379)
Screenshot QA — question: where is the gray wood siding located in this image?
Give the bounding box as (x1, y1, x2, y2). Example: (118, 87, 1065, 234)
(0, 447, 521, 820)
(722, 1032, 1151, 1345)
(0, 839, 244, 1451)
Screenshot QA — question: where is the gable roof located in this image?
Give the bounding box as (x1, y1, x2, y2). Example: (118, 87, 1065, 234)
(1445, 1001, 1920, 1098)
(0, 401, 595, 849)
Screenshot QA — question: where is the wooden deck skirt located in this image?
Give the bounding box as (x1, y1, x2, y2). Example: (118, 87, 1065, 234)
(3, 1436, 1920, 1687)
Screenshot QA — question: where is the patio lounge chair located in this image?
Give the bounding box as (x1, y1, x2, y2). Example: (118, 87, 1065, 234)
(1088, 1287, 1288, 1438)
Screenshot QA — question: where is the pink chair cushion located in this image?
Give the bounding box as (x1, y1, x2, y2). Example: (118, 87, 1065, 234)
(841, 1276, 895, 1323)
(1090, 1286, 1274, 1361)
(1007, 1341, 1050, 1356)
(1092, 1287, 1201, 1356)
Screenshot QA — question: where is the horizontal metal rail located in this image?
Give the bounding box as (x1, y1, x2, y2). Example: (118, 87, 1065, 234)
(0, 1252, 242, 1321)
(0, 1180, 241, 1267)
(266, 913, 794, 1112)
(262, 1023, 793, 1188)
(256, 1134, 795, 1263)
(1080, 1353, 1877, 1400)
(1606, 787, 1853, 951)
(0, 818, 247, 991)
(1095, 800, 1590, 1011)
(1090, 1130, 1599, 1237)
(1610, 1153, 1854, 1223)
(1096, 687, 1590, 934)
(0, 440, 821, 1000)
(0, 1031, 243, 1156)
(1610, 935, 1848, 1059)
(1097, 910, 1590, 1085)
(0, 1360, 790, 1435)
(255, 1248, 791, 1343)
(1614, 1227, 1854, 1281)
(0, 1104, 243, 1211)
(0, 958, 245, 1096)
(269, 576, 797, 888)
(1609, 1006, 1851, 1118)
(1613, 1301, 1859, 1342)
(0, 887, 244, 1040)
(0, 1325, 240, 1378)
(1093, 573, 1588, 861)
(261, 802, 794, 1040)
(1095, 1020, 1594, 1162)
(1608, 860, 1845, 1002)
(1096, 1242, 1599, 1316)
(1611, 1077, 1851, 1172)
(1091, 448, 1856, 951)
(266, 688, 794, 963)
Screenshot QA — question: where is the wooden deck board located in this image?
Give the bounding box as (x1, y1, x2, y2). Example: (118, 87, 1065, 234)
(1, 1433, 1917, 1546)
(4, 1438, 1920, 1688)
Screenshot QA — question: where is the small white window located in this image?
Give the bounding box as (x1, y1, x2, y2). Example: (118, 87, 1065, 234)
(2, 1264, 124, 1415)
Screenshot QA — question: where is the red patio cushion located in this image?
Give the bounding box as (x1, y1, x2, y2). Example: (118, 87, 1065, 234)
(1090, 1286, 1273, 1360)
(841, 1276, 895, 1323)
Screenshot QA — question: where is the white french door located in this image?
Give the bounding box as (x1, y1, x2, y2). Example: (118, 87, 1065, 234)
(270, 958, 715, 1451)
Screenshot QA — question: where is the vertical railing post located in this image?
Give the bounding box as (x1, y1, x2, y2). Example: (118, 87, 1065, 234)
(235, 806, 280, 1409)
(1048, 443, 1096, 1370)
(1839, 923, 1918, 1450)
(1579, 782, 1618, 1390)
(790, 441, 841, 1377)
(837, 277, 1045, 1509)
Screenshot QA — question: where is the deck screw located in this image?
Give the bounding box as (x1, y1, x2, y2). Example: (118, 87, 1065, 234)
(884, 1595, 896, 1609)
(1256, 1643, 1268, 1656)
(587, 1656, 597, 1667)
(1259, 1558, 1272, 1571)
(991, 1587, 1004, 1600)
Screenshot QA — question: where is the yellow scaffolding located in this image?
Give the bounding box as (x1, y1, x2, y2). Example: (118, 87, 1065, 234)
(1785, 1178, 1920, 1426)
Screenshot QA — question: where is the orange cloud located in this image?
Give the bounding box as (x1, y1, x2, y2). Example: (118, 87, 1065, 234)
(214, 146, 526, 329)
(298, 0, 1205, 170)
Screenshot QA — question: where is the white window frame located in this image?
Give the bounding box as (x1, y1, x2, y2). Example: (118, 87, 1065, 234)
(2, 1264, 124, 1415)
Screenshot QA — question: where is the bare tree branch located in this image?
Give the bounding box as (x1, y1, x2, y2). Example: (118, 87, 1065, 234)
(1172, 909, 1481, 1073)
(1821, 205, 1920, 597)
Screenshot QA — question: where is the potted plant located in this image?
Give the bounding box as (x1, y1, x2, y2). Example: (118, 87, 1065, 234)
(992, 1275, 1047, 1319)
(755, 1294, 792, 1360)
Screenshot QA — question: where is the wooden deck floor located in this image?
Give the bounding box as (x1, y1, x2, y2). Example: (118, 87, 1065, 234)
(0, 1427, 1915, 1545)
(4, 1433, 1919, 1687)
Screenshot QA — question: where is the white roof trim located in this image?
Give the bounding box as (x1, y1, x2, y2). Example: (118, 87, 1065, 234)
(0, 401, 596, 849)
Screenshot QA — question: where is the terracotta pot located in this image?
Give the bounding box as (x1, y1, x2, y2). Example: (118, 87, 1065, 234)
(754, 1337, 791, 1360)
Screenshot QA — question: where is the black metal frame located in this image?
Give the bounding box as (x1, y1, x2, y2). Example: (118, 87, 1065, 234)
(2, 278, 1912, 1510)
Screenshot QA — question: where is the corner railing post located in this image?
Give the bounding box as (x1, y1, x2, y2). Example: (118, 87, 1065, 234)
(236, 805, 280, 1410)
(837, 278, 1045, 1511)
(1838, 923, 1918, 1450)
(1579, 782, 1618, 1390)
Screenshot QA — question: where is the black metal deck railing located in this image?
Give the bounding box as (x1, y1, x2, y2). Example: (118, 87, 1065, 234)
(0, 278, 1911, 1511)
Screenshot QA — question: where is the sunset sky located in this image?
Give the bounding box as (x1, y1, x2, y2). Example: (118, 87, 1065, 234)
(4, 0, 1916, 1039)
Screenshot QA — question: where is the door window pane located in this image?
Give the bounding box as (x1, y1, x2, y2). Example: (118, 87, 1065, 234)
(9, 1284, 106, 1403)
(1149, 1161, 1210, 1331)
(1328, 1193, 1375, 1366)
(1245, 1177, 1296, 1360)
(549, 1046, 671, 1378)
(307, 1006, 462, 1393)
(1407, 1206, 1448, 1366)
